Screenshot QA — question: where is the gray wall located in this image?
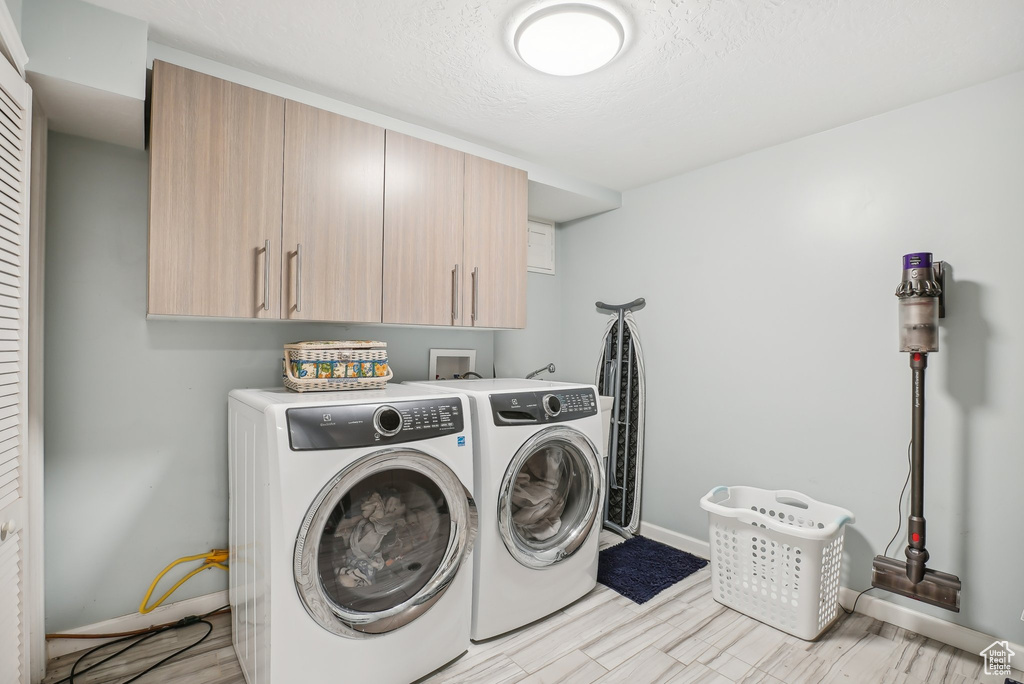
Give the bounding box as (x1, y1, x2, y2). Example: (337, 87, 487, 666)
(493, 231, 564, 380)
(22, 0, 147, 99)
(5, 0, 21, 34)
(555, 72, 1024, 641)
(44, 133, 494, 632)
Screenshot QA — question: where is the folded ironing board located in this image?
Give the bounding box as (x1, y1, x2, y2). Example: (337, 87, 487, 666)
(595, 299, 646, 538)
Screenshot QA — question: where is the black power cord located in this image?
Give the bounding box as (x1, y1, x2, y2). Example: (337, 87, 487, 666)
(841, 440, 913, 615)
(55, 605, 228, 684)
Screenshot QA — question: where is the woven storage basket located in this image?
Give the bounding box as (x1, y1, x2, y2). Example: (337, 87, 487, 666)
(284, 340, 393, 392)
(699, 486, 855, 640)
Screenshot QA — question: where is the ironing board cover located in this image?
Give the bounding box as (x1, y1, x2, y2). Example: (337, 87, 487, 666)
(595, 311, 646, 535)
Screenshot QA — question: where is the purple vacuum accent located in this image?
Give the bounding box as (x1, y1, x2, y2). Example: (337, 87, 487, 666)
(903, 252, 933, 269)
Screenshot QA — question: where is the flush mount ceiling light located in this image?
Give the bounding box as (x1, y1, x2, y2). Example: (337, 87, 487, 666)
(514, 4, 624, 76)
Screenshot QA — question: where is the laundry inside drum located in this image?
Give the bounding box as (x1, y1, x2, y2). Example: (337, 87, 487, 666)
(510, 442, 589, 548)
(318, 468, 452, 614)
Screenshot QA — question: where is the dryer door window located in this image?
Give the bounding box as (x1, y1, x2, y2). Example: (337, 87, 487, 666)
(294, 449, 477, 637)
(498, 426, 602, 569)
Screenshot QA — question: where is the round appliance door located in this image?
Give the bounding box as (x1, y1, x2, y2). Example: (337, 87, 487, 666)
(294, 448, 477, 638)
(498, 426, 602, 569)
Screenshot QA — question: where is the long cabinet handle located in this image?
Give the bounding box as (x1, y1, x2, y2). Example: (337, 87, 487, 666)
(295, 243, 303, 313)
(472, 267, 479, 323)
(452, 264, 460, 322)
(262, 240, 271, 311)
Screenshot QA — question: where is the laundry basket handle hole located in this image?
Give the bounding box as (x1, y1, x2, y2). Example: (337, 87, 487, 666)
(708, 486, 730, 504)
(775, 494, 810, 509)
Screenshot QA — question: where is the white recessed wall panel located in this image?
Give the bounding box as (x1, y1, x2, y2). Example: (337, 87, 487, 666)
(527, 220, 555, 275)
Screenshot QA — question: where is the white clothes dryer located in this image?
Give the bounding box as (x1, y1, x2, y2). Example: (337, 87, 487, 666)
(405, 379, 604, 641)
(228, 386, 476, 684)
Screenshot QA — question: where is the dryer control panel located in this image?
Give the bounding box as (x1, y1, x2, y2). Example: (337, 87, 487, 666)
(489, 388, 598, 426)
(287, 398, 465, 450)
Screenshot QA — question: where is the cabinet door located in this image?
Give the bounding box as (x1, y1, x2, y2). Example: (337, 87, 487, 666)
(148, 61, 284, 318)
(383, 132, 464, 326)
(462, 155, 528, 328)
(282, 102, 384, 321)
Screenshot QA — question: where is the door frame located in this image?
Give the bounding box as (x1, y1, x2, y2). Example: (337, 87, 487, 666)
(25, 94, 44, 684)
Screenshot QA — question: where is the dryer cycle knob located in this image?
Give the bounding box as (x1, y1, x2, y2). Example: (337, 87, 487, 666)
(542, 394, 562, 417)
(373, 405, 403, 437)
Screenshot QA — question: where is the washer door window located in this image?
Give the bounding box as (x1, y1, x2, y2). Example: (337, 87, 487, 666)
(294, 449, 476, 637)
(498, 426, 602, 569)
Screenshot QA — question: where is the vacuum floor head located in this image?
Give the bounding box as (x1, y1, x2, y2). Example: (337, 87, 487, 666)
(871, 555, 961, 612)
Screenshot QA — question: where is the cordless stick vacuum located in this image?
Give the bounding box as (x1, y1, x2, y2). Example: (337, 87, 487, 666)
(871, 252, 962, 612)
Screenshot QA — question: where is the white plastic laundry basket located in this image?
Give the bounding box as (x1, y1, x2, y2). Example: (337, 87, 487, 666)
(699, 486, 855, 640)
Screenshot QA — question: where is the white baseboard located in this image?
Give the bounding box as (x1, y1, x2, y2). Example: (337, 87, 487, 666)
(638, 521, 1022, 660)
(639, 521, 711, 559)
(838, 587, 1024, 659)
(45, 590, 229, 661)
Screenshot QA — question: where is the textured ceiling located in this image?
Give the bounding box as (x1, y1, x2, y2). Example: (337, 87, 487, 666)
(85, 0, 1024, 191)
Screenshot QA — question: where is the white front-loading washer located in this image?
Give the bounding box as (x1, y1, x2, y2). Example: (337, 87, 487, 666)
(228, 386, 476, 684)
(405, 379, 604, 641)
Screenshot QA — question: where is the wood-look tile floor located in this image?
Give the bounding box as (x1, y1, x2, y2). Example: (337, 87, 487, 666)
(44, 612, 243, 684)
(45, 532, 1022, 684)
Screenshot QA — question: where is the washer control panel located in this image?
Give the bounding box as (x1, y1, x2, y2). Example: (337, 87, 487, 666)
(490, 387, 598, 426)
(287, 398, 464, 450)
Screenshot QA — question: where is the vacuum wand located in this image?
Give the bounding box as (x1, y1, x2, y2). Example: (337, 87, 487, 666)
(906, 352, 928, 584)
(871, 252, 961, 612)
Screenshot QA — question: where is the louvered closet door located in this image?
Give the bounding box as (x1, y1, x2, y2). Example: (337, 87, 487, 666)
(0, 48, 32, 684)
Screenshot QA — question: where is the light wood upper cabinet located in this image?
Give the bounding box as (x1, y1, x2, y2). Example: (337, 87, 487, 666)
(382, 132, 465, 326)
(148, 65, 527, 327)
(148, 61, 285, 318)
(282, 101, 385, 322)
(462, 155, 528, 328)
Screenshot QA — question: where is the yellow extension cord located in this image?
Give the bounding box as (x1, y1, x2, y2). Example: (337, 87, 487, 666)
(138, 549, 229, 615)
